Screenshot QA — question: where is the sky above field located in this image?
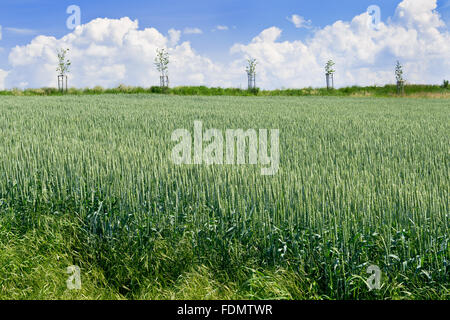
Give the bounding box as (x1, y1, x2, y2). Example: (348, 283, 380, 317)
(0, 0, 449, 89)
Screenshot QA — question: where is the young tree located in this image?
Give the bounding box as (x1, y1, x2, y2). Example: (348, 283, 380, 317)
(246, 58, 257, 90)
(56, 48, 71, 92)
(395, 60, 405, 94)
(325, 60, 335, 89)
(395, 60, 404, 83)
(154, 48, 170, 88)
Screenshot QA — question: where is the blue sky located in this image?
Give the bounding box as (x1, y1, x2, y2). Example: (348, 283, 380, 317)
(0, 1, 404, 59)
(0, 0, 449, 89)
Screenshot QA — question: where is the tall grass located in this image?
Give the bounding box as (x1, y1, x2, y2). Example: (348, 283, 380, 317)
(0, 95, 448, 299)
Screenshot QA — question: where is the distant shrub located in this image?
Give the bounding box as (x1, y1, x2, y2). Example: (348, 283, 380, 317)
(0, 84, 448, 98)
(117, 84, 130, 92)
(44, 87, 59, 95)
(67, 87, 82, 95)
(248, 87, 260, 95)
(28, 89, 46, 95)
(11, 88, 23, 96)
(93, 86, 104, 93)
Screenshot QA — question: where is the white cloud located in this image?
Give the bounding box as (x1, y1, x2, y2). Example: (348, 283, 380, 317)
(2, 0, 449, 90)
(232, 0, 450, 88)
(183, 27, 203, 35)
(0, 69, 8, 89)
(287, 14, 312, 29)
(168, 28, 181, 46)
(5, 17, 237, 89)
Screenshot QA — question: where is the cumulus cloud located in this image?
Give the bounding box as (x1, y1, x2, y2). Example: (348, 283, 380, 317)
(0, 69, 8, 89)
(5, 18, 238, 88)
(168, 28, 181, 46)
(2, 0, 449, 89)
(232, 0, 450, 88)
(287, 14, 312, 29)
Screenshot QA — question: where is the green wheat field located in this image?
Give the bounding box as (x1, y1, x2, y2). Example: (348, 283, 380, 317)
(0, 94, 448, 300)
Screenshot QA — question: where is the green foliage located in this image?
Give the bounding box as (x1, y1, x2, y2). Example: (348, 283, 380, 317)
(154, 48, 169, 77)
(0, 95, 448, 299)
(0, 84, 449, 98)
(0, 208, 120, 299)
(248, 87, 260, 95)
(56, 48, 71, 76)
(442, 80, 449, 88)
(325, 60, 335, 75)
(395, 60, 404, 83)
(246, 58, 257, 76)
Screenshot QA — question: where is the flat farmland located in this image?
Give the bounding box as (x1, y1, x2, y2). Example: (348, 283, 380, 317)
(0, 94, 448, 299)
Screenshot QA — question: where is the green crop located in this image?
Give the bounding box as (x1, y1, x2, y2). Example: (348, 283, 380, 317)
(0, 94, 448, 299)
